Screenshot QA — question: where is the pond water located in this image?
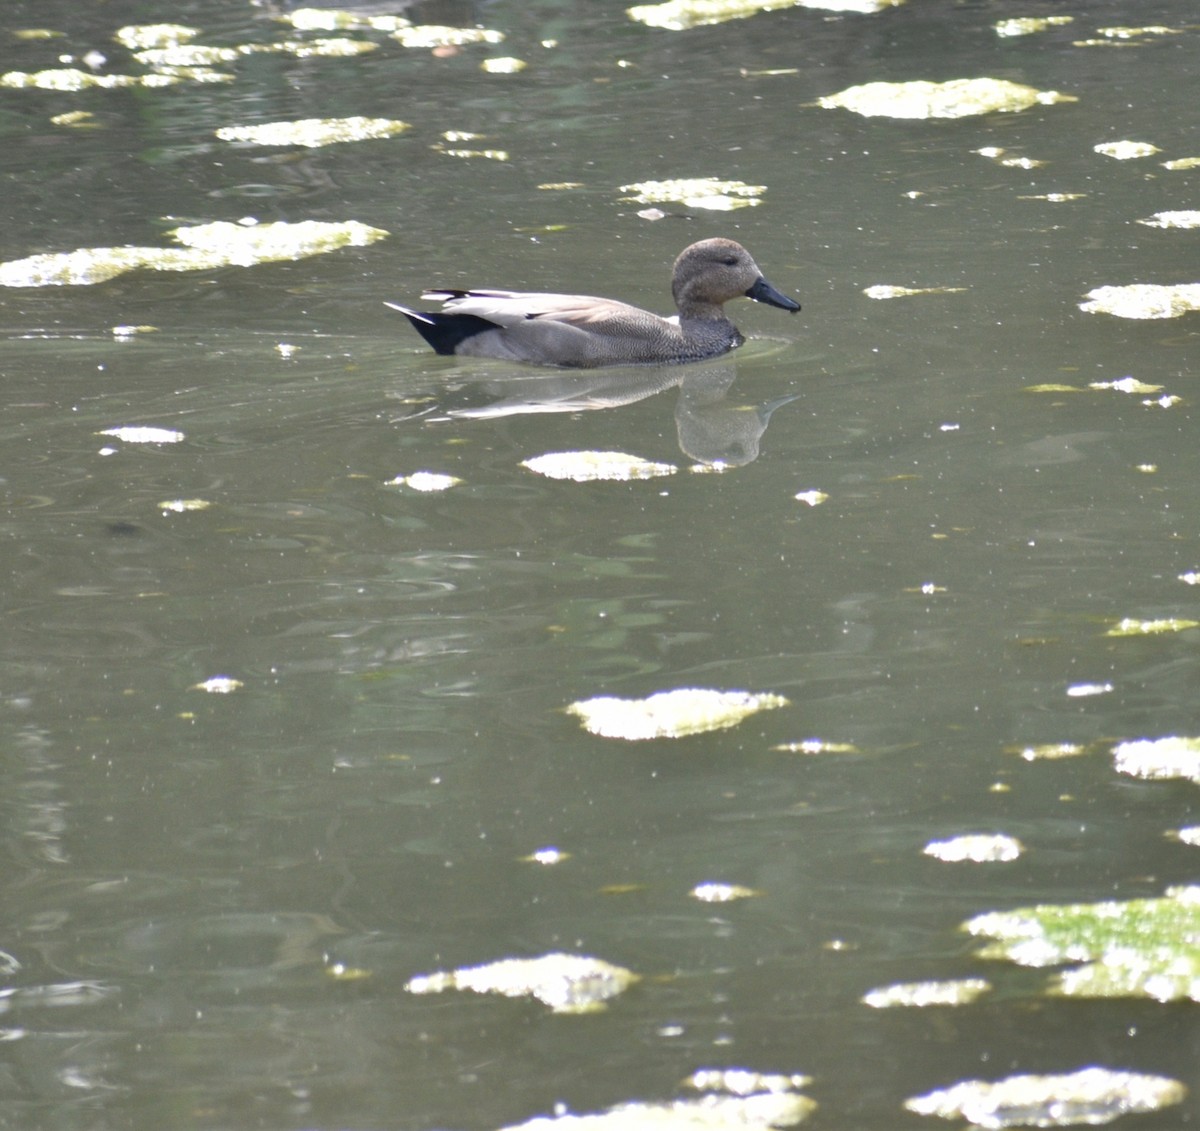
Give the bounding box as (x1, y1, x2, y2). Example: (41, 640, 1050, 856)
(1, 0, 1199, 1128)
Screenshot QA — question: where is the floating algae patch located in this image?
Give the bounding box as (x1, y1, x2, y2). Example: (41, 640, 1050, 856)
(974, 146, 1046, 169)
(480, 57, 526, 74)
(160, 498, 212, 513)
(619, 178, 765, 211)
(1096, 25, 1183, 40)
(396, 25, 506, 48)
(0, 219, 387, 287)
(1138, 210, 1200, 229)
(629, 0, 795, 27)
(905, 1068, 1184, 1128)
(862, 978, 991, 1008)
(0, 246, 197, 286)
(133, 43, 241, 67)
(131, 38, 377, 69)
(863, 284, 967, 299)
(191, 676, 243, 694)
(924, 834, 1022, 863)
(1080, 283, 1200, 319)
(98, 426, 184, 444)
(216, 116, 410, 148)
(966, 885, 1200, 1001)
(1066, 682, 1112, 698)
(628, 0, 901, 28)
(0, 67, 201, 90)
(51, 110, 98, 127)
(383, 471, 463, 492)
(1089, 377, 1163, 394)
(134, 65, 234, 85)
(994, 16, 1073, 37)
(1105, 617, 1200, 637)
(11, 26, 223, 87)
(690, 882, 761, 903)
(4, 26, 231, 87)
(499, 1072, 815, 1131)
(771, 0, 902, 10)
(1010, 742, 1088, 761)
(684, 1068, 812, 1095)
(772, 739, 859, 754)
(282, 37, 377, 59)
(567, 688, 788, 740)
(521, 846, 571, 865)
(283, 4, 504, 43)
(174, 218, 386, 261)
(499, 1092, 815, 1131)
(1113, 736, 1200, 783)
(434, 141, 510, 161)
(817, 78, 1076, 119)
(114, 23, 200, 49)
(521, 451, 677, 482)
(1093, 140, 1160, 159)
(285, 7, 408, 31)
(406, 953, 638, 1013)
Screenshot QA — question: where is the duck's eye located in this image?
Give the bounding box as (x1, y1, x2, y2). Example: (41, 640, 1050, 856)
(721, 256, 738, 266)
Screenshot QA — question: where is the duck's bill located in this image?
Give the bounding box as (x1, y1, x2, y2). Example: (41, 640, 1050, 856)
(746, 276, 801, 312)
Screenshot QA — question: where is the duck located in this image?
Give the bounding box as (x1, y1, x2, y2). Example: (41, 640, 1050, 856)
(386, 237, 800, 368)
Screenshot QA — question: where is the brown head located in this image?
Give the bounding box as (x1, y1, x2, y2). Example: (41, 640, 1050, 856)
(670, 238, 801, 320)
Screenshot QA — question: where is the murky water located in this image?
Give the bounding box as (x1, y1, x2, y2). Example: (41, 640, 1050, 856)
(2, 1, 1199, 1127)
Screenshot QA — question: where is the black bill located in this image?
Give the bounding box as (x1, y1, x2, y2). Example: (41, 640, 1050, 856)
(746, 275, 801, 313)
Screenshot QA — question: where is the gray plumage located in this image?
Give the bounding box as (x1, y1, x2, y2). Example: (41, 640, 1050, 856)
(386, 238, 800, 368)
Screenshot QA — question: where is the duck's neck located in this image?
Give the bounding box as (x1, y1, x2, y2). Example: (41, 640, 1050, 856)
(678, 300, 727, 321)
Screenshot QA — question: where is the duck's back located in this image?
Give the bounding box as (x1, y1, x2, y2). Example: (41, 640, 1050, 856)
(427, 289, 741, 367)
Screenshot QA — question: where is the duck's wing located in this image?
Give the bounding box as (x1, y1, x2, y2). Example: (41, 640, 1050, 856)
(424, 289, 665, 334)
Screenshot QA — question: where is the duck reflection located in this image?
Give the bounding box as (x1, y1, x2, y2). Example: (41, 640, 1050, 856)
(673, 363, 799, 467)
(420, 361, 795, 469)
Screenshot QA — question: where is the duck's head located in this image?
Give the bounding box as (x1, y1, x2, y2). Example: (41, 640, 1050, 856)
(672, 238, 800, 317)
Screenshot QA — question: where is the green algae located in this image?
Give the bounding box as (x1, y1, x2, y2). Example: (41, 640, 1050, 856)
(0, 220, 388, 288)
(818, 78, 1077, 119)
(967, 885, 1200, 1001)
(567, 688, 788, 740)
(216, 116, 410, 148)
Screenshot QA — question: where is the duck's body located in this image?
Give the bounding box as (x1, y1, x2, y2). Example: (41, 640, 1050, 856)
(387, 238, 800, 368)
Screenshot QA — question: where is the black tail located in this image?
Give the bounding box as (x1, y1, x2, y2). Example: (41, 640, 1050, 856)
(385, 302, 494, 356)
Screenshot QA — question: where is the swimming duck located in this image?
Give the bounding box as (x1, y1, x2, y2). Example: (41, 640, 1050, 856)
(386, 237, 800, 368)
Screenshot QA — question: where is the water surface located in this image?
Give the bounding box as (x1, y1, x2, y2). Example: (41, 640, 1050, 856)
(1, 1, 1198, 1127)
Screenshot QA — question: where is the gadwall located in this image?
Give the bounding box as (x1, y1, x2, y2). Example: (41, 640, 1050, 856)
(386, 238, 800, 368)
